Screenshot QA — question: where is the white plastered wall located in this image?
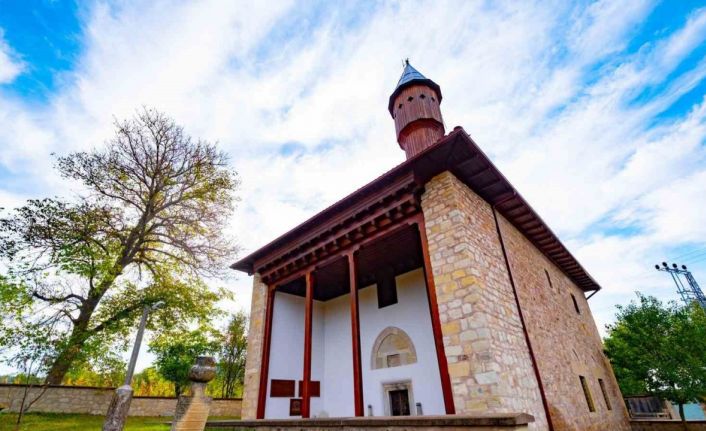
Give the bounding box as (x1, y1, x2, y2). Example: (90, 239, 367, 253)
(265, 293, 325, 419)
(265, 268, 443, 418)
(359, 269, 444, 416)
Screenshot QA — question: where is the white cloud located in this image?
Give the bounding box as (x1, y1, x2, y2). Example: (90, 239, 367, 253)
(0, 29, 23, 84)
(1, 0, 706, 360)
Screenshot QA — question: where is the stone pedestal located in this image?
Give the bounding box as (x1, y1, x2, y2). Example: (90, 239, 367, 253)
(171, 356, 217, 431)
(102, 385, 133, 431)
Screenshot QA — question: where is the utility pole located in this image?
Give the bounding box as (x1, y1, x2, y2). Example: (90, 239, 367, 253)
(102, 302, 163, 431)
(655, 262, 706, 310)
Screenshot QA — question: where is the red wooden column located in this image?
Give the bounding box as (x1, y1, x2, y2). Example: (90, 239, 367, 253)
(301, 272, 314, 418)
(347, 251, 364, 416)
(415, 216, 456, 414)
(256, 285, 276, 419)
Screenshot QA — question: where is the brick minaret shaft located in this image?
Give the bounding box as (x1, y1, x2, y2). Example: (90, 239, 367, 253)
(388, 61, 445, 159)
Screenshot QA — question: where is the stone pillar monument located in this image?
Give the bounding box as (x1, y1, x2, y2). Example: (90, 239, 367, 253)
(170, 356, 217, 431)
(103, 385, 134, 431)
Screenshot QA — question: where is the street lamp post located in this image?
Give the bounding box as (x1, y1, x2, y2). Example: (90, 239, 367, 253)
(102, 302, 162, 431)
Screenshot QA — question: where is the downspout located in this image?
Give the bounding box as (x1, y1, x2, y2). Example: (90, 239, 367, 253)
(492, 206, 554, 431)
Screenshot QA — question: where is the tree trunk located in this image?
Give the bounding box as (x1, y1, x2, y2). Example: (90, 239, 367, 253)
(45, 303, 97, 384)
(678, 403, 687, 431)
(45, 344, 81, 385)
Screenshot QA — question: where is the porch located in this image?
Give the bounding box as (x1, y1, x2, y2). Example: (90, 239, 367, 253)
(257, 220, 454, 419)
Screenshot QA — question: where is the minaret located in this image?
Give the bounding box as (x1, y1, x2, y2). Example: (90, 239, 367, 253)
(388, 60, 445, 159)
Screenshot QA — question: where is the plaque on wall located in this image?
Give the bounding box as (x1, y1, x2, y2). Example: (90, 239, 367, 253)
(297, 380, 321, 397)
(289, 398, 302, 416)
(270, 379, 295, 397)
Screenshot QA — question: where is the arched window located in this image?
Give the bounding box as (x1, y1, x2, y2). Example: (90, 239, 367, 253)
(371, 327, 417, 369)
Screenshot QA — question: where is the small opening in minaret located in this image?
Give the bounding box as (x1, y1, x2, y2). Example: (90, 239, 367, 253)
(398, 103, 402, 109)
(407, 96, 413, 102)
(431, 97, 435, 102)
(419, 94, 426, 99)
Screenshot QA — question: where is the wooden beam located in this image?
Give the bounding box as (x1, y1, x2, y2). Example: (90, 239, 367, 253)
(256, 286, 276, 419)
(478, 177, 503, 192)
(252, 173, 419, 270)
(414, 215, 456, 414)
(301, 272, 314, 418)
(348, 252, 364, 416)
(467, 165, 492, 180)
(260, 193, 419, 282)
(265, 217, 419, 287)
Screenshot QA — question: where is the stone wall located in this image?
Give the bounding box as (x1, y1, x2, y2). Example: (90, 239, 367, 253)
(241, 274, 268, 420)
(631, 421, 706, 431)
(420, 171, 631, 431)
(420, 172, 548, 430)
(0, 384, 241, 417)
(497, 204, 631, 430)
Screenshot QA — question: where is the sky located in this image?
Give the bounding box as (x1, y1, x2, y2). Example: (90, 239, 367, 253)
(0, 0, 705, 374)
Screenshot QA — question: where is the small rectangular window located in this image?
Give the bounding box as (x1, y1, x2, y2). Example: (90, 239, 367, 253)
(377, 270, 398, 308)
(580, 375, 596, 412)
(598, 378, 612, 410)
(544, 269, 553, 289)
(571, 293, 581, 314)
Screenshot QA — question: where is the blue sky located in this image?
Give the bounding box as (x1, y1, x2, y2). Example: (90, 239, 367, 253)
(1, 0, 706, 373)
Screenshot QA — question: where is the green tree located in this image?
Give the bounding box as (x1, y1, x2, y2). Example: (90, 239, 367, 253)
(604, 294, 706, 421)
(149, 328, 219, 396)
(132, 366, 175, 396)
(0, 276, 62, 430)
(0, 109, 238, 384)
(63, 355, 126, 388)
(216, 312, 248, 398)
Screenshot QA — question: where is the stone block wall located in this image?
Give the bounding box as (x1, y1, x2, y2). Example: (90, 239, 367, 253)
(420, 170, 631, 430)
(497, 213, 631, 430)
(420, 172, 547, 430)
(0, 384, 241, 417)
(241, 274, 268, 420)
(0, 384, 113, 415)
(211, 399, 244, 417)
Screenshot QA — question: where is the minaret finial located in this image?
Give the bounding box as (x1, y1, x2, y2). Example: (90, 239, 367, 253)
(404, 58, 410, 67)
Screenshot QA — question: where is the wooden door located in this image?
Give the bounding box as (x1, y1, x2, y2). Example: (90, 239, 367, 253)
(389, 389, 410, 416)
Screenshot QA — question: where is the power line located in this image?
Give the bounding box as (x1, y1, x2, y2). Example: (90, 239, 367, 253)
(669, 246, 706, 261)
(681, 251, 706, 264)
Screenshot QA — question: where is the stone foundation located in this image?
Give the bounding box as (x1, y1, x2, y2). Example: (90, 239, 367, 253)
(631, 421, 706, 431)
(206, 413, 534, 430)
(0, 384, 241, 417)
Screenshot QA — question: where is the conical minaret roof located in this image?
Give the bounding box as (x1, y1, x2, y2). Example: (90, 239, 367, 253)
(388, 60, 442, 114)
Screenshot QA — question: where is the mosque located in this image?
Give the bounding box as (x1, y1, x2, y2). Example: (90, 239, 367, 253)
(231, 62, 631, 431)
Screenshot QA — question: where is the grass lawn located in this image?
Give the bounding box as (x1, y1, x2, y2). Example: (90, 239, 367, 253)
(0, 413, 239, 430)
